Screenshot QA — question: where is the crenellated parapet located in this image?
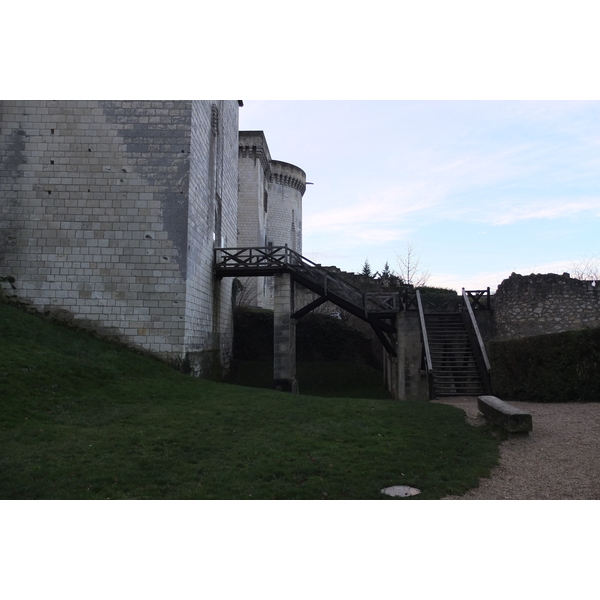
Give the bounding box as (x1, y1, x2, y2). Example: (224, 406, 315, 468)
(239, 131, 272, 179)
(270, 160, 306, 195)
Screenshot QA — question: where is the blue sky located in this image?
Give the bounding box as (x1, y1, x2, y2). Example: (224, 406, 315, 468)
(239, 101, 600, 292)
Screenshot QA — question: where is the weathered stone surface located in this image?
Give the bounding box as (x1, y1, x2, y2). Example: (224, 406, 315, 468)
(477, 395, 533, 433)
(237, 133, 307, 311)
(0, 101, 239, 377)
(494, 272, 600, 341)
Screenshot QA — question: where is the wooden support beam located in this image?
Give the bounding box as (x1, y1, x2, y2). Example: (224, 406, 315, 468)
(368, 318, 397, 358)
(291, 296, 328, 320)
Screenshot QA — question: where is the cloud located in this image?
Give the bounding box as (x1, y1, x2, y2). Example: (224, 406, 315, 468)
(478, 197, 600, 226)
(305, 142, 543, 235)
(304, 182, 441, 234)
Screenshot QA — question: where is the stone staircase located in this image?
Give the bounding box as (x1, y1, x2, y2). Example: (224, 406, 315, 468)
(424, 313, 485, 397)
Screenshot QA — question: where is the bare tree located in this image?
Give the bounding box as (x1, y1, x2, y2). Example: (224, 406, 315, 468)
(569, 255, 600, 281)
(395, 242, 430, 287)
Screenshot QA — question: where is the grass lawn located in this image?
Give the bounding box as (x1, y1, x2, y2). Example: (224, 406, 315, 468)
(228, 359, 393, 399)
(0, 301, 501, 500)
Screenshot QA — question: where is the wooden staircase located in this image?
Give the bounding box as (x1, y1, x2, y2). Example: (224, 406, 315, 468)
(424, 313, 485, 397)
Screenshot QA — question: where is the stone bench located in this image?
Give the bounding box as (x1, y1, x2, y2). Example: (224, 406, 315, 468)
(477, 395, 533, 434)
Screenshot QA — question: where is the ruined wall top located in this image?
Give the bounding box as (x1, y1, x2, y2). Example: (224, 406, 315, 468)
(493, 272, 600, 340)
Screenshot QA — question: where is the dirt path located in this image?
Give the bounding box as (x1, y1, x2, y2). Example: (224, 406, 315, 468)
(434, 397, 600, 500)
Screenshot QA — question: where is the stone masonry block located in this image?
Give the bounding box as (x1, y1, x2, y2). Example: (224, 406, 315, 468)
(477, 395, 533, 433)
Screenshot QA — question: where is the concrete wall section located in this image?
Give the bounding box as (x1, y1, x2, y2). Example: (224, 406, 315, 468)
(273, 272, 298, 393)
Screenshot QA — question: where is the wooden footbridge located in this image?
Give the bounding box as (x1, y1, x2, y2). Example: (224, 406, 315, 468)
(214, 245, 409, 357)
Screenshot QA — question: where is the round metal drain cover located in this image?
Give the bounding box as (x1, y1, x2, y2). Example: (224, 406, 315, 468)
(381, 485, 421, 497)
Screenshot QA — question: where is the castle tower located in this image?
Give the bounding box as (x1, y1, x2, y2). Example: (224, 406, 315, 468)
(237, 131, 272, 308)
(268, 160, 306, 254)
(237, 131, 271, 250)
(237, 133, 307, 309)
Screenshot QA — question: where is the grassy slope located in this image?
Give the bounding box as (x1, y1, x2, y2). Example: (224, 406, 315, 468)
(0, 301, 501, 500)
(228, 359, 392, 399)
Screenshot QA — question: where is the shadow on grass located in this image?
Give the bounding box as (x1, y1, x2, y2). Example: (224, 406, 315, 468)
(1, 301, 501, 500)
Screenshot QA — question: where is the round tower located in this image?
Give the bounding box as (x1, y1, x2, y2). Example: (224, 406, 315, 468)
(268, 160, 306, 254)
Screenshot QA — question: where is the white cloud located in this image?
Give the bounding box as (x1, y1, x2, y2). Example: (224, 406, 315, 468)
(481, 197, 600, 226)
(304, 183, 440, 234)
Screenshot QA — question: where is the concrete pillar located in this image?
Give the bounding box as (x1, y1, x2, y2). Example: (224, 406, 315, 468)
(384, 351, 399, 400)
(396, 311, 428, 400)
(273, 272, 299, 393)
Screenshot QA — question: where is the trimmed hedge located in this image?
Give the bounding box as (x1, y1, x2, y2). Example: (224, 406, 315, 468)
(488, 327, 600, 402)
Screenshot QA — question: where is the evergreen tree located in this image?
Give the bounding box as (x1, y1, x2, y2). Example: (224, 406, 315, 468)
(379, 261, 403, 286)
(361, 259, 372, 279)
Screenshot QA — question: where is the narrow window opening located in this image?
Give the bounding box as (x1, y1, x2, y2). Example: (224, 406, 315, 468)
(214, 193, 223, 247)
(211, 104, 219, 137)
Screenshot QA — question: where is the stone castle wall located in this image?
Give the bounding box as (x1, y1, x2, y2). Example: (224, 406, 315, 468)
(0, 100, 239, 376)
(268, 160, 305, 254)
(237, 131, 272, 308)
(185, 101, 239, 374)
(236, 133, 307, 311)
(493, 272, 600, 340)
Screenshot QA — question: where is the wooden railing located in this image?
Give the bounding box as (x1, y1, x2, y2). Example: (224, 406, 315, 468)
(464, 288, 491, 310)
(215, 245, 405, 316)
(416, 290, 435, 399)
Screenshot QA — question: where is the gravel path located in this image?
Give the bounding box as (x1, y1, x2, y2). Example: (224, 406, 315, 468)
(434, 397, 600, 500)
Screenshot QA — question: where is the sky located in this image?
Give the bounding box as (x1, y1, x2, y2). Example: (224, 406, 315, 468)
(239, 100, 600, 293)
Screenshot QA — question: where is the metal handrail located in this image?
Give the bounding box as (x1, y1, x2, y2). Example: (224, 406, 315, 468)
(416, 290, 433, 374)
(462, 288, 491, 373)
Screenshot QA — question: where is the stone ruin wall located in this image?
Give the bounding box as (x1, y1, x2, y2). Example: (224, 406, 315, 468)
(493, 272, 600, 340)
(0, 100, 239, 377)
